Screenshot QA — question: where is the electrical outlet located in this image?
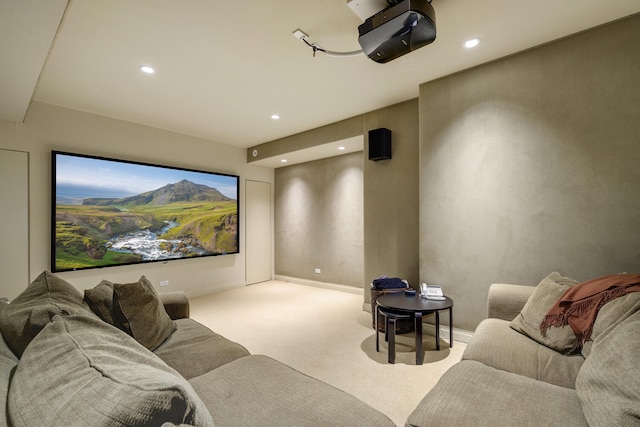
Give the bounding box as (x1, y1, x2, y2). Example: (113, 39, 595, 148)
(314, 268, 321, 274)
(160, 280, 169, 286)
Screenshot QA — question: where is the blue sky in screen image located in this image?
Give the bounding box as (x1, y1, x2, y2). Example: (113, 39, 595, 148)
(55, 154, 237, 204)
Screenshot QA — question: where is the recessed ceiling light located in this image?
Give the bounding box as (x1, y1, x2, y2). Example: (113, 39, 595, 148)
(280, 159, 287, 163)
(139, 65, 155, 74)
(464, 38, 480, 49)
(271, 114, 280, 120)
(338, 146, 346, 150)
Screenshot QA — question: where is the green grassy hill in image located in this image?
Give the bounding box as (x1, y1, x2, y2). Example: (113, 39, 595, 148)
(54, 180, 238, 270)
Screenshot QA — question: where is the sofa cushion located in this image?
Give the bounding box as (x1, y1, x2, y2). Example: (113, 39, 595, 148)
(0, 271, 95, 357)
(154, 318, 249, 380)
(84, 279, 118, 325)
(576, 310, 640, 426)
(581, 291, 640, 357)
(189, 355, 395, 427)
(112, 276, 177, 350)
(406, 360, 588, 427)
(463, 318, 583, 388)
(510, 272, 579, 353)
(8, 314, 213, 427)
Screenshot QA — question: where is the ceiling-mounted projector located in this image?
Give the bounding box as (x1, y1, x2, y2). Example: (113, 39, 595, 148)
(357, 0, 436, 63)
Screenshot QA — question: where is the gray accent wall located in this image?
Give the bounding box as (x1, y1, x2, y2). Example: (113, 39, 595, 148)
(419, 15, 640, 330)
(271, 99, 420, 294)
(363, 101, 420, 298)
(276, 152, 364, 286)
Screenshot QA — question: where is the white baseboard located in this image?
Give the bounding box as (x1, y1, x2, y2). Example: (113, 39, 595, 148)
(274, 275, 363, 295)
(186, 281, 246, 298)
(422, 323, 474, 344)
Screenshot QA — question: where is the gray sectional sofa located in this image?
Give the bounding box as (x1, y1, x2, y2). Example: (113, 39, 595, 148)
(406, 272, 640, 427)
(0, 271, 395, 427)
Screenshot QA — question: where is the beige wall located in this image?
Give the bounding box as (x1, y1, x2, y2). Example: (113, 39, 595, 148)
(267, 99, 420, 297)
(419, 15, 640, 331)
(275, 152, 364, 286)
(0, 149, 29, 298)
(0, 102, 273, 298)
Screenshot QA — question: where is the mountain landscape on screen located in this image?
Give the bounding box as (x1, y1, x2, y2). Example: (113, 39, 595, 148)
(55, 179, 238, 270)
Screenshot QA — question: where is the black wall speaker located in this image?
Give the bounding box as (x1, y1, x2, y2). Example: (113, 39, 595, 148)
(368, 128, 392, 161)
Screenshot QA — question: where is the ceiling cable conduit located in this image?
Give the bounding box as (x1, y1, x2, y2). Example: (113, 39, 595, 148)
(292, 29, 364, 58)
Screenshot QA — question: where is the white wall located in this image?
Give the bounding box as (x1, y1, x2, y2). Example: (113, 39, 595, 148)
(0, 102, 273, 297)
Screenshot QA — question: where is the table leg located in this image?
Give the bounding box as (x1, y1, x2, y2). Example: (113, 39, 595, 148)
(435, 311, 440, 351)
(388, 317, 396, 364)
(449, 306, 453, 348)
(415, 312, 423, 365)
(375, 305, 380, 352)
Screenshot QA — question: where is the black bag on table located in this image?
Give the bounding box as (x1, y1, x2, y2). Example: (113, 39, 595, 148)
(371, 277, 408, 290)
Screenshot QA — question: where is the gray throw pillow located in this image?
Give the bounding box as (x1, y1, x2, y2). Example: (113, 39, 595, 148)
(7, 314, 213, 426)
(113, 276, 176, 350)
(0, 271, 95, 357)
(84, 280, 117, 325)
(510, 272, 579, 353)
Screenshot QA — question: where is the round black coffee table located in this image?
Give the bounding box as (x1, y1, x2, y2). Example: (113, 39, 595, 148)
(376, 293, 453, 365)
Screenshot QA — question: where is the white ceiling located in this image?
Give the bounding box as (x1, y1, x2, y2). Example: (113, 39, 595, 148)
(2, 0, 639, 150)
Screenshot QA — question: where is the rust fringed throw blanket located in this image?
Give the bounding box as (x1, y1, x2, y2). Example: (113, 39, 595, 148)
(540, 273, 640, 346)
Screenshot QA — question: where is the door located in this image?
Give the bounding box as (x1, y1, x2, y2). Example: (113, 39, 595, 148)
(245, 180, 271, 284)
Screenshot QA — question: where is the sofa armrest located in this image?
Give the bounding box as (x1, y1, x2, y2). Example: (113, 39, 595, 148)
(487, 283, 534, 321)
(159, 291, 190, 320)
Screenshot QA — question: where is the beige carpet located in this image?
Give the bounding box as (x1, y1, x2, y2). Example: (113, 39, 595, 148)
(190, 280, 466, 426)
